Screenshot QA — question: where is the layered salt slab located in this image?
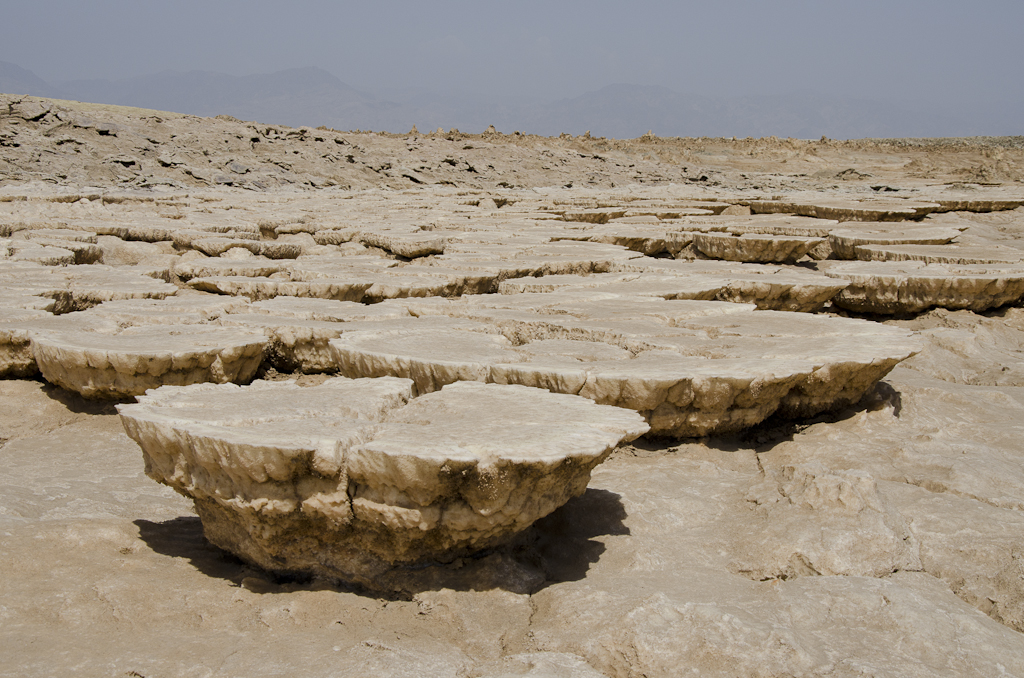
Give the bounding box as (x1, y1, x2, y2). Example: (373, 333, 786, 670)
(32, 325, 268, 398)
(0, 307, 52, 377)
(189, 268, 497, 304)
(172, 257, 292, 281)
(117, 378, 647, 587)
(22, 229, 99, 243)
(62, 266, 178, 308)
(328, 302, 920, 437)
(171, 229, 260, 250)
(216, 313, 355, 373)
(609, 259, 850, 312)
(357, 266, 495, 302)
(0, 290, 57, 313)
(0, 312, 120, 378)
(553, 216, 840, 259)
(702, 271, 849, 312)
(853, 244, 1024, 265)
(359, 230, 448, 258)
(79, 219, 173, 242)
(720, 215, 840, 237)
(823, 261, 1024, 314)
(552, 226, 697, 257)
(828, 225, 963, 259)
(189, 237, 303, 259)
(0, 262, 178, 313)
(189, 275, 373, 302)
(190, 237, 263, 257)
(692, 233, 824, 264)
(78, 295, 251, 324)
(7, 241, 75, 266)
(23, 236, 103, 264)
(425, 241, 645, 278)
(184, 254, 502, 303)
(748, 198, 941, 221)
(248, 296, 411, 321)
(497, 273, 721, 299)
(219, 314, 485, 374)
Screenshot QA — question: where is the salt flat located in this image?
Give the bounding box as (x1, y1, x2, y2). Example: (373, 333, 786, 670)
(2, 93, 1024, 677)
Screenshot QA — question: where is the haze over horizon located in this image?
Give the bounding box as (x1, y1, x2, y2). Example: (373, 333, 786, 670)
(2, 0, 1022, 139)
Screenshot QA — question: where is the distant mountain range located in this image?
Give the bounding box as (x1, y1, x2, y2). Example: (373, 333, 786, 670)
(1, 61, 1020, 139)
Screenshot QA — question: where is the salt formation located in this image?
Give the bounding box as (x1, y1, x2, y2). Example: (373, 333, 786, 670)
(75, 294, 252, 323)
(6, 92, 1024, 675)
(553, 225, 698, 258)
(497, 272, 724, 298)
(0, 307, 51, 376)
(610, 259, 850, 312)
(173, 257, 293, 281)
(328, 300, 921, 436)
(0, 312, 118, 378)
(853, 243, 1024, 265)
(691, 232, 824, 263)
(33, 325, 267, 398)
(827, 224, 963, 259)
(189, 275, 374, 302)
(824, 261, 1024, 314)
(747, 197, 942, 221)
(117, 378, 648, 587)
(0, 261, 177, 313)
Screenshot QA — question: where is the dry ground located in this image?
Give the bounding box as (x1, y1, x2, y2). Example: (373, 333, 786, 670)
(3, 94, 1024, 677)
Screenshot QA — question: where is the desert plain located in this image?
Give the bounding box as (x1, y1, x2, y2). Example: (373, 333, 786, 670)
(3, 93, 1024, 676)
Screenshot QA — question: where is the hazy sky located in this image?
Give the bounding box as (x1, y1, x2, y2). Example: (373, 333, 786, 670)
(4, 0, 1022, 103)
